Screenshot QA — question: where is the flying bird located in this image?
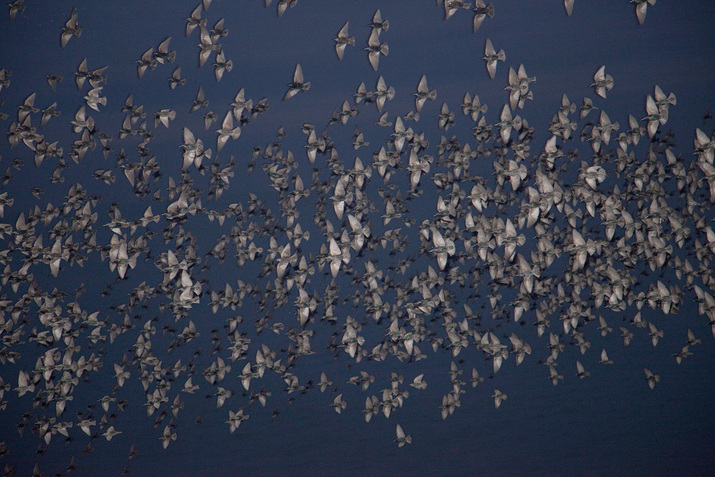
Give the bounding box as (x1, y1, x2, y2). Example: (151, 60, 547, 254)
(60, 8, 82, 47)
(564, 0, 574, 16)
(631, 0, 656, 25)
(365, 29, 389, 71)
(369, 9, 389, 32)
(413, 75, 437, 112)
(395, 424, 412, 447)
(334, 22, 355, 60)
(284, 64, 310, 100)
(473, 0, 495, 31)
(483, 39, 506, 79)
(591, 65, 614, 99)
(8, 0, 24, 21)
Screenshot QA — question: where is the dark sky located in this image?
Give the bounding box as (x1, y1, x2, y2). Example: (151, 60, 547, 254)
(1, 1, 714, 476)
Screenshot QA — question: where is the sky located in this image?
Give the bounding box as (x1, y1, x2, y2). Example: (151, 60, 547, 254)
(1, 1, 715, 476)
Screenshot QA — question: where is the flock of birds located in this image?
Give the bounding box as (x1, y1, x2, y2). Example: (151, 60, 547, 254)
(0, 0, 714, 475)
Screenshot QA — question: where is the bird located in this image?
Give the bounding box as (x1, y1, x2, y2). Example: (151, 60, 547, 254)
(169, 67, 186, 89)
(591, 66, 614, 99)
(369, 9, 389, 32)
(284, 64, 310, 100)
(185, 4, 206, 37)
(576, 361, 590, 378)
(563, 0, 574, 16)
(8, 0, 25, 21)
(191, 87, 209, 112)
(331, 394, 347, 414)
(483, 39, 505, 79)
(213, 52, 233, 82)
(631, 0, 657, 24)
(137, 48, 157, 78)
(473, 0, 495, 31)
(276, 0, 298, 17)
(154, 37, 176, 64)
(644, 369, 660, 389)
(216, 111, 241, 151)
(395, 424, 412, 447)
(492, 389, 507, 408)
(334, 22, 355, 60)
(60, 9, 82, 47)
(410, 374, 427, 390)
(45, 74, 63, 91)
(365, 29, 389, 71)
(102, 426, 121, 441)
(413, 76, 437, 112)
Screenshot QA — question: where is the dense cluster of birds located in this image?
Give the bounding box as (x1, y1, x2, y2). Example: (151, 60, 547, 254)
(0, 0, 713, 475)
